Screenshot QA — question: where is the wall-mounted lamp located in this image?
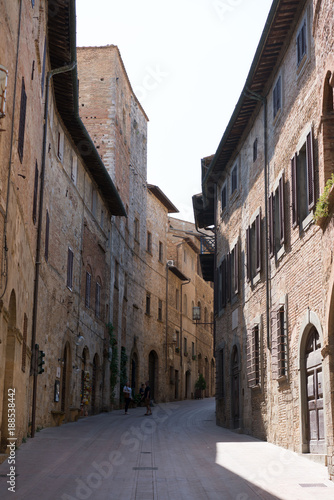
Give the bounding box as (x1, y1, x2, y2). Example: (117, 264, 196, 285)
(58, 358, 65, 367)
(72, 365, 80, 373)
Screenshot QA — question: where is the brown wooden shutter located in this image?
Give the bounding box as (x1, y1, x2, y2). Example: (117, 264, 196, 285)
(306, 130, 315, 210)
(256, 209, 261, 273)
(291, 154, 298, 227)
(246, 227, 251, 281)
(18, 78, 27, 162)
(222, 258, 226, 308)
(226, 253, 231, 303)
(234, 240, 239, 295)
(279, 174, 285, 245)
(45, 210, 49, 261)
(269, 194, 274, 257)
(32, 161, 39, 224)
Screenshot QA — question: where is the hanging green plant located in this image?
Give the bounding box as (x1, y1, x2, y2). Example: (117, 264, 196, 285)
(314, 173, 334, 223)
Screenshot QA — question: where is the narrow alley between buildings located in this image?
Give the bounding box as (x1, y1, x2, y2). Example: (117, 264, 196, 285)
(0, 398, 333, 500)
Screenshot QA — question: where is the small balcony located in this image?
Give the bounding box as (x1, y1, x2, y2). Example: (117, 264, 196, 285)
(199, 235, 215, 282)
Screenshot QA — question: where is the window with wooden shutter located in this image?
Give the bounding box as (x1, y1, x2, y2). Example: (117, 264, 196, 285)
(32, 161, 39, 224)
(221, 258, 227, 308)
(95, 281, 101, 318)
(291, 128, 315, 229)
(45, 210, 49, 261)
(18, 78, 27, 162)
(226, 253, 231, 303)
(85, 271, 91, 308)
(279, 175, 285, 244)
(67, 248, 74, 290)
(247, 324, 260, 387)
(246, 227, 251, 282)
(291, 153, 298, 227)
(247, 210, 262, 282)
(234, 239, 239, 295)
(269, 193, 274, 257)
(297, 18, 307, 67)
(230, 240, 239, 297)
(273, 75, 282, 119)
(270, 174, 285, 258)
(306, 131, 315, 210)
(255, 210, 261, 273)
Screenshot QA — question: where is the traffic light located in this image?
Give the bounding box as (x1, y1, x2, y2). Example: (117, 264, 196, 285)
(38, 349, 45, 374)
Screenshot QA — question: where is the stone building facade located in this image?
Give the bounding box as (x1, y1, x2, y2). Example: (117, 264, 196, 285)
(0, 0, 125, 455)
(0, 1, 214, 462)
(77, 46, 215, 404)
(194, 0, 334, 480)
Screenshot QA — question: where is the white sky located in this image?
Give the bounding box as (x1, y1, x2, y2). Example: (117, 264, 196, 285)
(76, 0, 273, 222)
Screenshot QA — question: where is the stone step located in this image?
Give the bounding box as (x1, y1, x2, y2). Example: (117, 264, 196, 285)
(299, 453, 327, 466)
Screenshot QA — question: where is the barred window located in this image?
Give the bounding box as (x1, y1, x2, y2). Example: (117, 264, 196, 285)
(247, 324, 260, 387)
(271, 304, 288, 379)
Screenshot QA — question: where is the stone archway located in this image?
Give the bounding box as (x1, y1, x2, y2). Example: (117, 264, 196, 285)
(1, 290, 17, 451)
(298, 310, 326, 454)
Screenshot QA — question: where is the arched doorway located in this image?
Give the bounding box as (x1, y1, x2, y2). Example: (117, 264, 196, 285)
(1, 291, 17, 450)
(304, 327, 325, 453)
(148, 350, 158, 401)
(231, 345, 240, 429)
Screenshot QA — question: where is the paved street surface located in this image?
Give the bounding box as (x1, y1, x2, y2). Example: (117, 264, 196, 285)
(0, 398, 333, 500)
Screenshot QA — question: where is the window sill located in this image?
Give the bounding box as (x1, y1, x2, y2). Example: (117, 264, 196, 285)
(251, 272, 261, 287)
(301, 211, 314, 232)
(229, 189, 240, 205)
(276, 244, 285, 262)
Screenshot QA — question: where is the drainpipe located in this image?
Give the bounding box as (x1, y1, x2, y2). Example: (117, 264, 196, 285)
(244, 88, 270, 347)
(0, 0, 23, 300)
(31, 61, 76, 438)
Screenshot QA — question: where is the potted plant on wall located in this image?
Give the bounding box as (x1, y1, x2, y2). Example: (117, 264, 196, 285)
(194, 374, 206, 399)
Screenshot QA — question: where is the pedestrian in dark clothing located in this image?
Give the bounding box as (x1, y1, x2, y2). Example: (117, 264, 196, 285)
(139, 383, 145, 406)
(144, 381, 152, 415)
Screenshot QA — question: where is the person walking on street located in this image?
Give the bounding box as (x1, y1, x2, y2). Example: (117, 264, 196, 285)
(123, 381, 132, 414)
(144, 380, 152, 415)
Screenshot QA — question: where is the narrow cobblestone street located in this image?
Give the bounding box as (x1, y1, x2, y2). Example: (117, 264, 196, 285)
(0, 398, 333, 500)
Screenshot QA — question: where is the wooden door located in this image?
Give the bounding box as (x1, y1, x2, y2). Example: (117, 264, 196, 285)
(305, 328, 325, 453)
